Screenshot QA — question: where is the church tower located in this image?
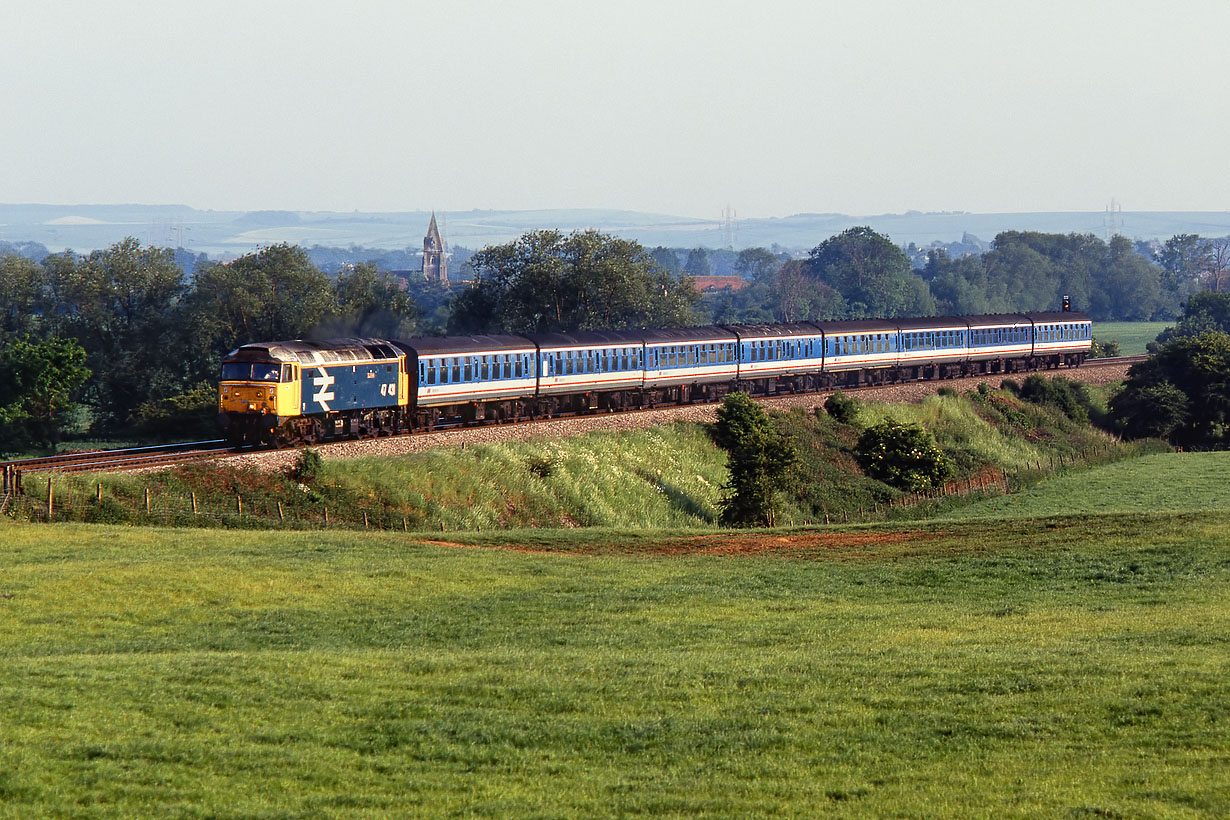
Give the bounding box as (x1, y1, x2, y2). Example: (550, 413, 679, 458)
(422, 212, 448, 285)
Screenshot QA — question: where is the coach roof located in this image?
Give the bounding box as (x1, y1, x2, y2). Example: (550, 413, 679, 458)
(392, 334, 536, 357)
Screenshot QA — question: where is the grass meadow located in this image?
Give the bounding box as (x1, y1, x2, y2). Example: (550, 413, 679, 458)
(945, 451, 1230, 520)
(1, 493, 1227, 816)
(1093, 321, 1170, 354)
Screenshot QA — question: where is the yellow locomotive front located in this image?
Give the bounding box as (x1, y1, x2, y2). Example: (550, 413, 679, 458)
(217, 355, 302, 445)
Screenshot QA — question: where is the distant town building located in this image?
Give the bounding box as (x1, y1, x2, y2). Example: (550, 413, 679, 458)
(690, 275, 747, 293)
(422, 212, 448, 285)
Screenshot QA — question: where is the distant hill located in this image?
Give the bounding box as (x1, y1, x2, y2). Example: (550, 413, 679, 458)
(2, 203, 1229, 257)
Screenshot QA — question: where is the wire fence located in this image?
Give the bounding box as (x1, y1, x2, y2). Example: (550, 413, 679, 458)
(5, 480, 439, 533)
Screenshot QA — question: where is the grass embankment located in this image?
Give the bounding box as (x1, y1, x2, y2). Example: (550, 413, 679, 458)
(1, 507, 1227, 818)
(12, 381, 1160, 531)
(1093, 321, 1169, 354)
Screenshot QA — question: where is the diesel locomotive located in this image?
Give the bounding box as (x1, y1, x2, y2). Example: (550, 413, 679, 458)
(217, 311, 1092, 447)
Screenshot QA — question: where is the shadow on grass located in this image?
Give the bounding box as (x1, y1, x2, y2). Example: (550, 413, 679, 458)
(637, 468, 717, 525)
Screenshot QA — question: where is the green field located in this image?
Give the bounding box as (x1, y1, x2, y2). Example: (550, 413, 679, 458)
(1093, 321, 1170, 354)
(945, 451, 1230, 520)
(2, 451, 1228, 818)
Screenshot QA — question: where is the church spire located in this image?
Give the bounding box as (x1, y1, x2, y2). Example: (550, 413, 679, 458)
(421, 212, 448, 285)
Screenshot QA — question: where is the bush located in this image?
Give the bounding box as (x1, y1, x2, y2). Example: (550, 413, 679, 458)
(712, 393, 799, 527)
(855, 421, 954, 492)
(823, 390, 862, 425)
(1090, 337, 1121, 358)
(84, 496, 133, 525)
(132, 383, 217, 440)
(527, 455, 558, 479)
(1018, 375, 1099, 424)
(290, 448, 324, 482)
(1109, 331, 1230, 447)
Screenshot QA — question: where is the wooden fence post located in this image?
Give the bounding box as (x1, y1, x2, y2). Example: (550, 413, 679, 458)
(236, 495, 242, 516)
(363, 511, 369, 529)
(402, 516, 407, 532)
(145, 487, 151, 515)
(323, 506, 329, 524)
(96, 483, 102, 502)
(47, 477, 53, 522)
(277, 501, 284, 522)
(191, 491, 198, 516)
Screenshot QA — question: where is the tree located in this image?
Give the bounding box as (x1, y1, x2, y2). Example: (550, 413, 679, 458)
(923, 250, 994, 315)
(0, 254, 49, 340)
(0, 335, 91, 449)
(42, 238, 186, 428)
(732, 247, 781, 282)
(1093, 235, 1164, 321)
(683, 247, 712, 279)
(649, 247, 679, 274)
(1154, 291, 1230, 347)
(1203, 237, 1230, 293)
(805, 226, 933, 317)
(321, 263, 420, 339)
(1158, 233, 1206, 309)
(448, 230, 699, 334)
(712, 392, 799, 527)
(181, 243, 335, 383)
(1109, 331, 1230, 448)
(855, 421, 953, 491)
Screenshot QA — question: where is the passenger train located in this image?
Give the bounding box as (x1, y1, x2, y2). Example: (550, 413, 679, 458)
(217, 311, 1092, 446)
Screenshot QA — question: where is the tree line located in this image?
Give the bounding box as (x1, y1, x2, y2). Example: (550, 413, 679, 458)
(3, 224, 1229, 451)
(0, 241, 433, 449)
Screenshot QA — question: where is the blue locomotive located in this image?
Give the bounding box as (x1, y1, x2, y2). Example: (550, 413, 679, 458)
(217, 311, 1092, 446)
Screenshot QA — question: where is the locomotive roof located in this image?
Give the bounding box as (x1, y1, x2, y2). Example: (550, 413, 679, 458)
(224, 338, 401, 365)
(392, 334, 536, 356)
(526, 329, 648, 349)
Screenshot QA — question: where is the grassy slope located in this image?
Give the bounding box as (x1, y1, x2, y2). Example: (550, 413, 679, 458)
(1, 505, 1227, 818)
(22, 386, 1144, 532)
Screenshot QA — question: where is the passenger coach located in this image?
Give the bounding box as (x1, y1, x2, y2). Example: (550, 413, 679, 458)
(217, 310, 1093, 447)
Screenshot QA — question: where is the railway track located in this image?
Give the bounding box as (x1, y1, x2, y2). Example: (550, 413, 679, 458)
(1, 440, 240, 494)
(2, 356, 1145, 488)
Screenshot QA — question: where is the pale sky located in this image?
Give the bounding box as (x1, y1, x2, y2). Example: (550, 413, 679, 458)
(3, 0, 1228, 219)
